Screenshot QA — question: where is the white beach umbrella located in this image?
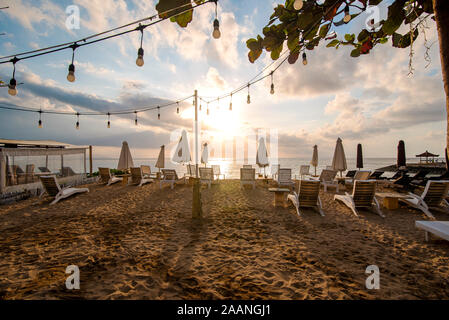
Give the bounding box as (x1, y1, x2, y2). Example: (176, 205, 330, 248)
(256, 137, 269, 177)
(117, 141, 134, 170)
(172, 130, 191, 164)
(331, 137, 347, 176)
(155, 145, 165, 171)
(201, 143, 209, 166)
(311, 145, 318, 176)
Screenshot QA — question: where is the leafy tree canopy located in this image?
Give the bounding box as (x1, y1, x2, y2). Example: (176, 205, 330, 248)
(246, 0, 434, 64)
(156, 0, 207, 28)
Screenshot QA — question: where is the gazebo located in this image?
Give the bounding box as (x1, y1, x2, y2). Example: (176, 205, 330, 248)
(415, 150, 439, 164)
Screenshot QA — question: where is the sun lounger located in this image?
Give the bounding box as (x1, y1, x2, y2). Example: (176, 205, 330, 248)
(334, 180, 384, 217)
(130, 167, 153, 187)
(345, 170, 356, 179)
(141, 165, 158, 179)
(7, 165, 17, 185)
(298, 165, 310, 180)
(399, 180, 449, 219)
(199, 167, 214, 188)
(39, 175, 89, 205)
(240, 167, 256, 189)
(369, 171, 385, 180)
(98, 167, 123, 186)
(429, 171, 449, 181)
(287, 180, 324, 217)
(212, 165, 225, 180)
(39, 166, 51, 174)
(415, 221, 449, 242)
(276, 168, 295, 188)
(271, 164, 280, 180)
(61, 166, 76, 177)
(17, 164, 35, 183)
(243, 165, 253, 169)
(160, 169, 185, 189)
(346, 170, 371, 183)
(313, 169, 338, 192)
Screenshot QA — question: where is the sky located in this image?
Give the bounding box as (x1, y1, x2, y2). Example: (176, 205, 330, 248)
(0, 0, 446, 160)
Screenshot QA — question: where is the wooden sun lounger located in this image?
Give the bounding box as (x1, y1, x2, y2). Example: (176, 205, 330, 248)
(130, 167, 153, 187)
(313, 169, 338, 192)
(415, 221, 449, 242)
(160, 169, 185, 189)
(98, 167, 123, 186)
(199, 167, 215, 188)
(240, 168, 256, 189)
(276, 168, 295, 188)
(334, 180, 384, 217)
(287, 180, 324, 217)
(39, 175, 89, 205)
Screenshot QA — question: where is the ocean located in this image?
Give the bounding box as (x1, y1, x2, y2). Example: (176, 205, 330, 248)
(91, 157, 443, 179)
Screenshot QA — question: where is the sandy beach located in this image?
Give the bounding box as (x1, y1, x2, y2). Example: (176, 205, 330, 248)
(0, 179, 449, 300)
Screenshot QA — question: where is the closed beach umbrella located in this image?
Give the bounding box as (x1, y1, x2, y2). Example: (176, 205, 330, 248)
(311, 145, 318, 176)
(397, 140, 406, 169)
(155, 145, 165, 171)
(201, 143, 209, 166)
(332, 137, 347, 176)
(356, 143, 363, 169)
(172, 130, 191, 164)
(256, 137, 269, 177)
(117, 141, 134, 171)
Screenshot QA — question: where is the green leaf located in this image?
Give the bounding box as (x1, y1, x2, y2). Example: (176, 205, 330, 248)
(357, 29, 370, 43)
(382, 1, 406, 35)
(156, 0, 194, 27)
(379, 37, 388, 44)
(248, 50, 262, 63)
(326, 39, 339, 47)
(350, 48, 361, 57)
(287, 30, 299, 51)
(270, 43, 283, 60)
(319, 23, 330, 38)
(392, 32, 402, 47)
(344, 34, 355, 43)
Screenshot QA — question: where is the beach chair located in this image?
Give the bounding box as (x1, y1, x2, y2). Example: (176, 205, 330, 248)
(243, 165, 253, 169)
(399, 180, 449, 219)
(39, 175, 89, 205)
(287, 180, 324, 217)
(61, 166, 76, 177)
(271, 164, 280, 180)
(345, 170, 356, 179)
(415, 221, 449, 242)
(141, 165, 158, 179)
(429, 171, 449, 181)
(39, 166, 51, 174)
(160, 169, 185, 189)
(199, 167, 214, 188)
(7, 165, 18, 185)
(369, 171, 385, 180)
(130, 167, 153, 187)
(212, 165, 225, 180)
(314, 169, 338, 192)
(98, 167, 123, 186)
(240, 168, 256, 189)
(334, 180, 384, 217)
(276, 168, 295, 188)
(299, 165, 310, 180)
(345, 170, 371, 185)
(325, 166, 333, 170)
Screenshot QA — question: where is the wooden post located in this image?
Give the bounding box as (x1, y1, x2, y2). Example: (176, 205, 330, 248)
(192, 90, 203, 219)
(89, 145, 93, 175)
(0, 154, 6, 194)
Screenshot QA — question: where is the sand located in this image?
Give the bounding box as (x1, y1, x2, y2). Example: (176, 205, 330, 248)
(0, 179, 449, 299)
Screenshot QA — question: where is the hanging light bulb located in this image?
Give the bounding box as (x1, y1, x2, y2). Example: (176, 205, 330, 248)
(8, 58, 19, 96)
(247, 84, 251, 104)
(229, 94, 232, 111)
(212, 1, 220, 39)
(107, 113, 111, 128)
(302, 52, 308, 65)
(270, 71, 275, 95)
(207, 103, 209, 115)
(134, 111, 138, 126)
(75, 113, 80, 130)
(135, 26, 145, 67)
(38, 110, 42, 128)
(158, 106, 160, 120)
(293, 0, 303, 10)
(176, 102, 179, 114)
(199, 104, 202, 111)
(344, 5, 351, 23)
(67, 44, 78, 82)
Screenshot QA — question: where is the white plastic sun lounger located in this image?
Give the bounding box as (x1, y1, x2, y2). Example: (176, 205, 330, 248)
(399, 180, 449, 219)
(334, 180, 384, 218)
(287, 179, 324, 217)
(160, 169, 185, 189)
(130, 167, 153, 187)
(212, 165, 225, 180)
(99, 167, 123, 186)
(39, 175, 89, 205)
(199, 167, 215, 188)
(415, 221, 449, 242)
(313, 169, 338, 192)
(240, 168, 256, 189)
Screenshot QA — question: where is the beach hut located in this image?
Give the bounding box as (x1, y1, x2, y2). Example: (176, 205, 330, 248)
(311, 145, 318, 176)
(155, 145, 165, 172)
(256, 137, 269, 178)
(201, 143, 209, 167)
(332, 137, 347, 177)
(356, 144, 363, 169)
(172, 130, 191, 164)
(117, 141, 134, 171)
(416, 150, 439, 164)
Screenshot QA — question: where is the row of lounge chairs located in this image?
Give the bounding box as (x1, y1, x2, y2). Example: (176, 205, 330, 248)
(7, 165, 77, 185)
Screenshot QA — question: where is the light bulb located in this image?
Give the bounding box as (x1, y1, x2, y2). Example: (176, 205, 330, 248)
(177, 107, 179, 114)
(38, 120, 42, 128)
(302, 52, 308, 65)
(76, 121, 79, 130)
(8, 78, 17, 96)
(207, 108, 209, 115)
(135, 119, 138, 126)
(293, 0, 303, 10)
(344, 7, 351, 23)
(247, 94, 251, 104)
(213, 19, 221, 39)
(67, 64, 75, 82)
(270, 83, 275, 95)
(107, 121, 110, 128)
(136, 48, 144, 67)
(229, 102, 232, 111)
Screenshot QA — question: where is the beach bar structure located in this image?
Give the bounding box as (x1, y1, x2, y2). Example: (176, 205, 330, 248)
(416, 150, 439, 164)
(0, 139, 88, 195)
